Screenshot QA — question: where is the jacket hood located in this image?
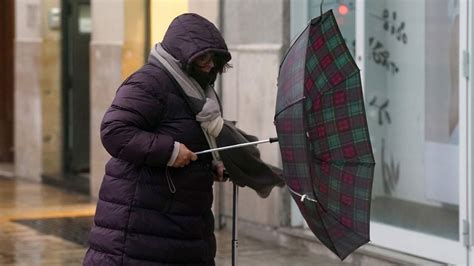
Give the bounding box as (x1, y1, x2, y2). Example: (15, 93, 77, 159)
(161, 13, 231, 68)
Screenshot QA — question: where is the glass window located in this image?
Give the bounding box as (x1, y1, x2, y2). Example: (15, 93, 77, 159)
(365, 0, 460, 240)
(78, 4, 91, 34)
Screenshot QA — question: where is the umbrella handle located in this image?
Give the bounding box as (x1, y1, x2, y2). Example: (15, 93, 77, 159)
(195, 138, 279, 155)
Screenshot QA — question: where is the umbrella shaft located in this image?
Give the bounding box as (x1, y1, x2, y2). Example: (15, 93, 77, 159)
(195, 138, 278, 155)
(232, 184, 239, 266)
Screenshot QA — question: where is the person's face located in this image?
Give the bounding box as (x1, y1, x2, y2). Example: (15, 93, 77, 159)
(194, 52, 215, 73)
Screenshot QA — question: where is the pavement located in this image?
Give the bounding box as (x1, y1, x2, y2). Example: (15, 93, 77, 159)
(0, 176, 346, 266)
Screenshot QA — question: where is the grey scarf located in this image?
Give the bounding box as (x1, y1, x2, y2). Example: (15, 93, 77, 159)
(150, 43, 221, 160)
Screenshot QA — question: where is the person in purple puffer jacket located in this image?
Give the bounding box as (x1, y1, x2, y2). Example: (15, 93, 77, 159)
(83, 13, 232, 266)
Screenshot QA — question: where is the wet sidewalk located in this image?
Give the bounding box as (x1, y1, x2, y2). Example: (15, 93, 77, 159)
(0, 176, 344, 266)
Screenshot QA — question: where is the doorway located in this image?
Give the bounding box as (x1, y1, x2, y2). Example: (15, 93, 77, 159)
(0, 1, 15, 167)
(61, 0, 91, 191)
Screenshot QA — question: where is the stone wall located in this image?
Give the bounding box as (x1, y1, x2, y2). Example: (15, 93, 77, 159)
(220, 0, 291, 226)
(40, 0, 62, 179)
(89, 0, 126, 198)
(14, 0, 43, 181)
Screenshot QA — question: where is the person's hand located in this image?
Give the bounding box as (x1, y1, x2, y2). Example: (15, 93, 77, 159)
(212, 160, 228, 182)
(172, 144, 197, 168)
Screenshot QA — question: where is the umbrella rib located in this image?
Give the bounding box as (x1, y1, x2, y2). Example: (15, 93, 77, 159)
(274, 96, 306, 120)
(287, 185, 318, 203)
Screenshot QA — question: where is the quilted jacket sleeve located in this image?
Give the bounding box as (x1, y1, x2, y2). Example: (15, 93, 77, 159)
(100, 81, 174, 167)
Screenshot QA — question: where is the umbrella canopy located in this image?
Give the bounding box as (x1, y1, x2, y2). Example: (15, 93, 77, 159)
(274, 10, 375, 260)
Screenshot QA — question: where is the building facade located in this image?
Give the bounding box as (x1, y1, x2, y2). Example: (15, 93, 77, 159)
(3, 0, 474, 264)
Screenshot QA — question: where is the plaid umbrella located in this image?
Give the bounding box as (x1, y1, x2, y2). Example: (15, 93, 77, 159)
(274, 10, 375, 260)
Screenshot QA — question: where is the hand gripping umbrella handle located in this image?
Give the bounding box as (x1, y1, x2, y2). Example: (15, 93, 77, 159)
(195, 138, 279, 155)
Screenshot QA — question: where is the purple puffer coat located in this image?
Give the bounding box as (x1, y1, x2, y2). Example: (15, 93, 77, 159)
(83, 14, 231, 266)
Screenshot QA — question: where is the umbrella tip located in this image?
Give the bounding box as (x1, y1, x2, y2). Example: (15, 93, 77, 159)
(320, 0, 324, 16)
